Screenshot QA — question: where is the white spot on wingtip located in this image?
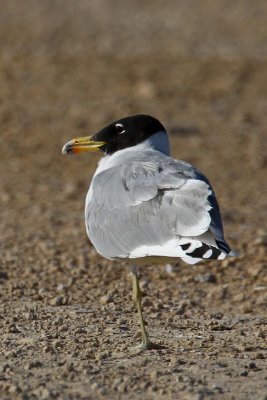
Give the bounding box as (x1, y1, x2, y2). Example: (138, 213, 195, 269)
(203, 249, 213, 258)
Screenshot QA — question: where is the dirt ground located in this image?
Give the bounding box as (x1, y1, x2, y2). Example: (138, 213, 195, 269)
(0, 1, 266, 399)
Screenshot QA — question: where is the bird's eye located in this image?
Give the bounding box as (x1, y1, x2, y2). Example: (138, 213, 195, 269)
(115, 123, 125, 134)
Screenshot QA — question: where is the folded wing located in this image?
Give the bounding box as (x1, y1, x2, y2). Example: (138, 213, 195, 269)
(86, 151, 232, 264)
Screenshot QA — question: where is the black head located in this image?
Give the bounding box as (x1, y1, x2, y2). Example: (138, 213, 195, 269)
(92, 114, 166, 155)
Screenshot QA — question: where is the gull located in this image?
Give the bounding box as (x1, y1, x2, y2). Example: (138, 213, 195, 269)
(62, 114, 237, 350)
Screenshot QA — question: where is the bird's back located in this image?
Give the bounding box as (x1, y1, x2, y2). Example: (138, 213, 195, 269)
(85, 149, 233, 265)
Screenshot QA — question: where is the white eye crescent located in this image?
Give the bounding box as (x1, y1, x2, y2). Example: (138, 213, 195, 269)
(115, 123, 126, 134)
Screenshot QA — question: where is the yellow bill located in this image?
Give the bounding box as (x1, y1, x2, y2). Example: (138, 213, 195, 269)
(62, 135, 106, 155)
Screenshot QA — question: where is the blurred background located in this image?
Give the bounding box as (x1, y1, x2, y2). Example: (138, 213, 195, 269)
(1, 0, 266, 245)
(0, 1, 266, 398)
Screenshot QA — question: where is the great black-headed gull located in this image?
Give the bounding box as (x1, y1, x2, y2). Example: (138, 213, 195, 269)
(62, 114, 237, 350)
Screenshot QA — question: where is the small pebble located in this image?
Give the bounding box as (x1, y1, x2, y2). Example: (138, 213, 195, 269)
(99, 295, 114, 305)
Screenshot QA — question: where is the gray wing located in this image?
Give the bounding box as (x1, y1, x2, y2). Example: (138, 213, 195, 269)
(192, 168, 231, 253)
(86, 151, 229, 260)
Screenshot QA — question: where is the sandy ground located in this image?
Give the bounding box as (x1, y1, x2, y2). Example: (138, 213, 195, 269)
(0, 1, 267, 399)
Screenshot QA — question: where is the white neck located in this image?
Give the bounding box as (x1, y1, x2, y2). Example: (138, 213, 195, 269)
(95, 130, 170, 175)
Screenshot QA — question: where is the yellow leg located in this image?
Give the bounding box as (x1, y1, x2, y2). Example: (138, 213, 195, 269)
(130, 266, 162, 350)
